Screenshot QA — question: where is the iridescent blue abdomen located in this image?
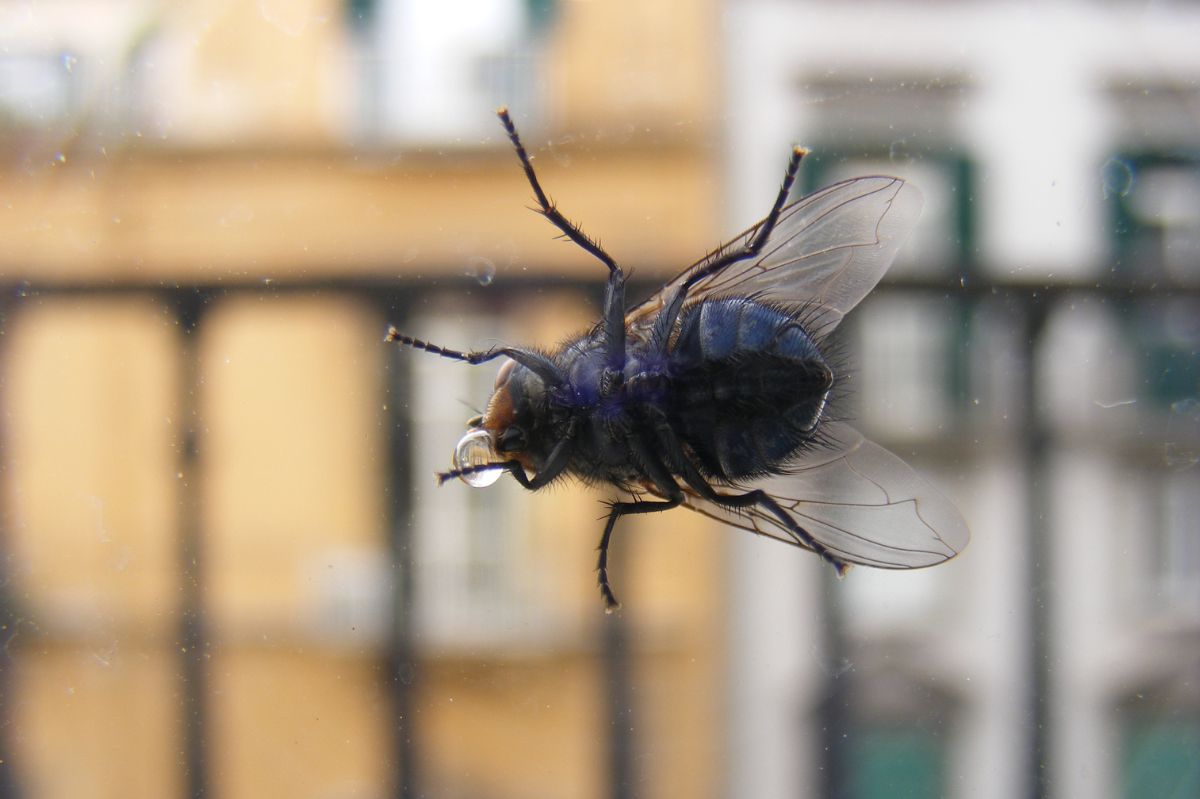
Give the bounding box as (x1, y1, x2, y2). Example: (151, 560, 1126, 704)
(667, 298, 832, 480)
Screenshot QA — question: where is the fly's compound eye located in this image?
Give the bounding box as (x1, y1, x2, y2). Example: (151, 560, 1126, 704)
(494, 358, 516, 390)
(497, 425, 527, 453)
(453, 429, 503, 488)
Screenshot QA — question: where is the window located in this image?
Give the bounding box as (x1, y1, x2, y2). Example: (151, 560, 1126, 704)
(1110, 152, 1200, 283)
(850, 726, 945, 799)
(856, 295, 957, 438)
(798, 147, 975, 438)
(351, 0, 549, 142)
(0, 51, 78, 129)
(1106, 152, 1200, 420)
(803, 153, 973, 278)
(1121, 716, 1200, 799)
(407, 303, 542, 647)
(1114, 464, 1200, 617)
(1154, 469, 1200, 614)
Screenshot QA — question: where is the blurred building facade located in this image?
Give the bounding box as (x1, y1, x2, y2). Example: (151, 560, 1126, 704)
(722, 4, 1200, 799)
(1, 2, 1197, 799)
(1, 1, 729, 797)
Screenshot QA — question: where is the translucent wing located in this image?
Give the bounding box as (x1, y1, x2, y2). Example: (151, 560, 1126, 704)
(628, 176, 922, 335)
(654, 423, 969, 569)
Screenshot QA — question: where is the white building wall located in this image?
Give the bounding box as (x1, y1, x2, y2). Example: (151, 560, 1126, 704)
(723, 2, 1200, 798)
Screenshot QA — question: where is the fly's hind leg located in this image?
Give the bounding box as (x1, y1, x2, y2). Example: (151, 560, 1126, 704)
(645, 410, 849, 576)
(716, 488, 849, 576)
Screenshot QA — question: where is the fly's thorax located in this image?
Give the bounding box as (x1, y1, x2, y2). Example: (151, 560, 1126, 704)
(561, 339, 609, 407)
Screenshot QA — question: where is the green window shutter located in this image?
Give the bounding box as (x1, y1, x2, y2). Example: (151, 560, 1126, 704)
(850, 727, 944, 799)
(1122, 717, 1200, 799)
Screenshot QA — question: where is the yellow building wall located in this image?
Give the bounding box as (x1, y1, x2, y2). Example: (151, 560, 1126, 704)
(0, 146, 716, 283)
(4, 299, 184, 799)
(0, 1, 729, 797)
(552, 0, 719, 130)
(199, 296, 393, 798)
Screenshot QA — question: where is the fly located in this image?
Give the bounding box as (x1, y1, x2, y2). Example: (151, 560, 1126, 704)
(387, 107, 970, 610)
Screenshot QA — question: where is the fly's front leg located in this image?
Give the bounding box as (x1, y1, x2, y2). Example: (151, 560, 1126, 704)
(385, 327, 566, 387)
(496, 107, 627, 373)
(600, 267, 627, 374)
(497, 107, 618, 276)
(437, 418, 578, 488)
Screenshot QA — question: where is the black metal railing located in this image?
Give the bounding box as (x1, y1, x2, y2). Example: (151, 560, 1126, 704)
(0, 272, 1196, 799)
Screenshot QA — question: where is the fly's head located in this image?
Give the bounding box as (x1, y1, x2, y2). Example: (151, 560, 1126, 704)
(453, 357, 549, 487)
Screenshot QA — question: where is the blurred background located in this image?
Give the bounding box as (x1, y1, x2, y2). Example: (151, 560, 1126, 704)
(1, 1, 1198, 798)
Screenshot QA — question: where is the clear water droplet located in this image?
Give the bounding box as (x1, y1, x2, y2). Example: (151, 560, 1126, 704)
(453, 429, 502, 487)
(888, 139, 914, 165)
(466, 257, 495, 286)
(548, 135, 575, 167)
(1164, 398, 1199, 469)
(1102, 157, 1135, 199)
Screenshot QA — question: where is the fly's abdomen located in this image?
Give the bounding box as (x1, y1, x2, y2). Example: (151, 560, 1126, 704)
(669, 298, 832, 479)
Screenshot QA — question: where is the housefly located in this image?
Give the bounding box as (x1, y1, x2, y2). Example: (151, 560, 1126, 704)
(387, 107, 969, 610)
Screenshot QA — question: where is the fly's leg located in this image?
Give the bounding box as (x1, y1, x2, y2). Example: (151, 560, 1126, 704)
(650, 145, 808, 348)
(496, 107, 618, 275)
(714, 488, 848, 576)
(385, 327, 566, 387)
(693, 144, 807, 280)
(597, 494, 681, 611)
(436, 418, 578, 488)
(595, 429, 683, 610)
(497, 107, 626, 372)
(645, 407, 849, 575)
